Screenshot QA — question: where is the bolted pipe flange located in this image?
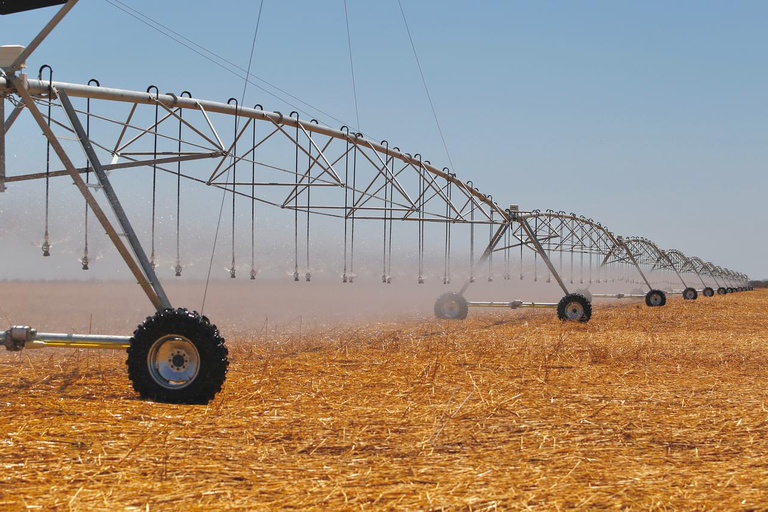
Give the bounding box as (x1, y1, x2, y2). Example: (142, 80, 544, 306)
(4, 326, 37, 351)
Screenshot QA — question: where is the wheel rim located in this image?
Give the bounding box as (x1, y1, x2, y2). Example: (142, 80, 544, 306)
(649, 293, 663, 306)
(147, 334, 200, 390)
(564, 300, 585, 321)
(684, 289, 694, 300)
(442, 300, 461, 319)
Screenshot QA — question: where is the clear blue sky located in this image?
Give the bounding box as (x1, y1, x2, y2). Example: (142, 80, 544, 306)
(3, 0, 766, 279)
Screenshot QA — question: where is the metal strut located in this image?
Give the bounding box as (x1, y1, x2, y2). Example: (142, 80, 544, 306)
(629, 238, 689, 290)
(614, 236, 652, 290)
(10, 79, 169, 309)
(0, 94, 5, 192)
(459, 219, 512, 295)
(516, 216, 570, 295)
(57, 87, 172, 310)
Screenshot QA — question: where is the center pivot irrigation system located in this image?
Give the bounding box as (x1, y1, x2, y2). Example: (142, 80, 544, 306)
(0, 1, 751, 404)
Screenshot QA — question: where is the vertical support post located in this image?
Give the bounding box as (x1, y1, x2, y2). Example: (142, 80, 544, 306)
(57, 88, 172, 309)
(517, 216, 570, 295)
(0, 94, 5, 192)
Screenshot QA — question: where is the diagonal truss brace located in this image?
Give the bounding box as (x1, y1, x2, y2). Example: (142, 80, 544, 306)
(10, 76, 170, 310)
(57, 88, 172, 310)
(0, 96, 5, 192)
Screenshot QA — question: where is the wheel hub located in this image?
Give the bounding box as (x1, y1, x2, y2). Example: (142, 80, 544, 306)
(169, 350, 189, 371)
(443, 301, 460, 317)
(147, 335, 200, 390)
(565, 301, 584, 320)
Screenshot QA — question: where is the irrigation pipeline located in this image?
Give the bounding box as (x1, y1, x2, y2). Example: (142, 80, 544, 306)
(0, 77, 750, 297)
(1, 77, 502, 217)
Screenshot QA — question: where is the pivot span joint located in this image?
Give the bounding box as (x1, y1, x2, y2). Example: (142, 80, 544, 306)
(3, 326, 37, 351)
(2, 326, 131, 351)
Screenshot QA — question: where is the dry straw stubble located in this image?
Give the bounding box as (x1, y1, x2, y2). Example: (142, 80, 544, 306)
(1, 290, 767, 510)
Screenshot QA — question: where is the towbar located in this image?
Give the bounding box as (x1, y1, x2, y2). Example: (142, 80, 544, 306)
(466, 301, 559, 310)
(2, 326, 131, 351)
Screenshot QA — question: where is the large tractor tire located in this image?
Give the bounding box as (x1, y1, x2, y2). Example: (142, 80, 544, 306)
(434, 292, 469, 320)
(127, 308, 228, 405)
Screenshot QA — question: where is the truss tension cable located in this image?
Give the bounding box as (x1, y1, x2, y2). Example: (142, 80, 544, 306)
(82, 78, 99, 270)
(51, 86, 170, 310)
(147, 85, 159, 270)
(40, 65, 53, 257)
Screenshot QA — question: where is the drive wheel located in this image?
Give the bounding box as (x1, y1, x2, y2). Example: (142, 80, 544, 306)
(645, 289, 667, 307)
(127, 308, 228, 404)
(574, 289, 593, 302)
(434, 292, 469, 320)
(717, 287, 727, 295)
(682, 287, 698, 300)
(557, 293, 592, 322)
(702, 287, 714, 297)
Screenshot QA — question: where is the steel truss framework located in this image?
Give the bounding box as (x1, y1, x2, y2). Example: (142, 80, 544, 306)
(0, 77, 751, 309)
(0, 0, 752, 403)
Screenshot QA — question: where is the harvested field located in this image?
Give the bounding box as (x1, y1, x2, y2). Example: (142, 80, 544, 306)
(1, 286, 768, 510)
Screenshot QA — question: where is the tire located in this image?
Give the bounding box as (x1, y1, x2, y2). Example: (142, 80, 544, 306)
(717, 287, 727, 295)
(727, 287, 735, 294)
(127, 308, 228, 405)
(702, 287, 714, 297)
(682, 287, 698, 301)
(557, 293, 592, 322)
(645, 289, 666, 307)
(434, 292, 469, 320)
(574, 289, 593, 302)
